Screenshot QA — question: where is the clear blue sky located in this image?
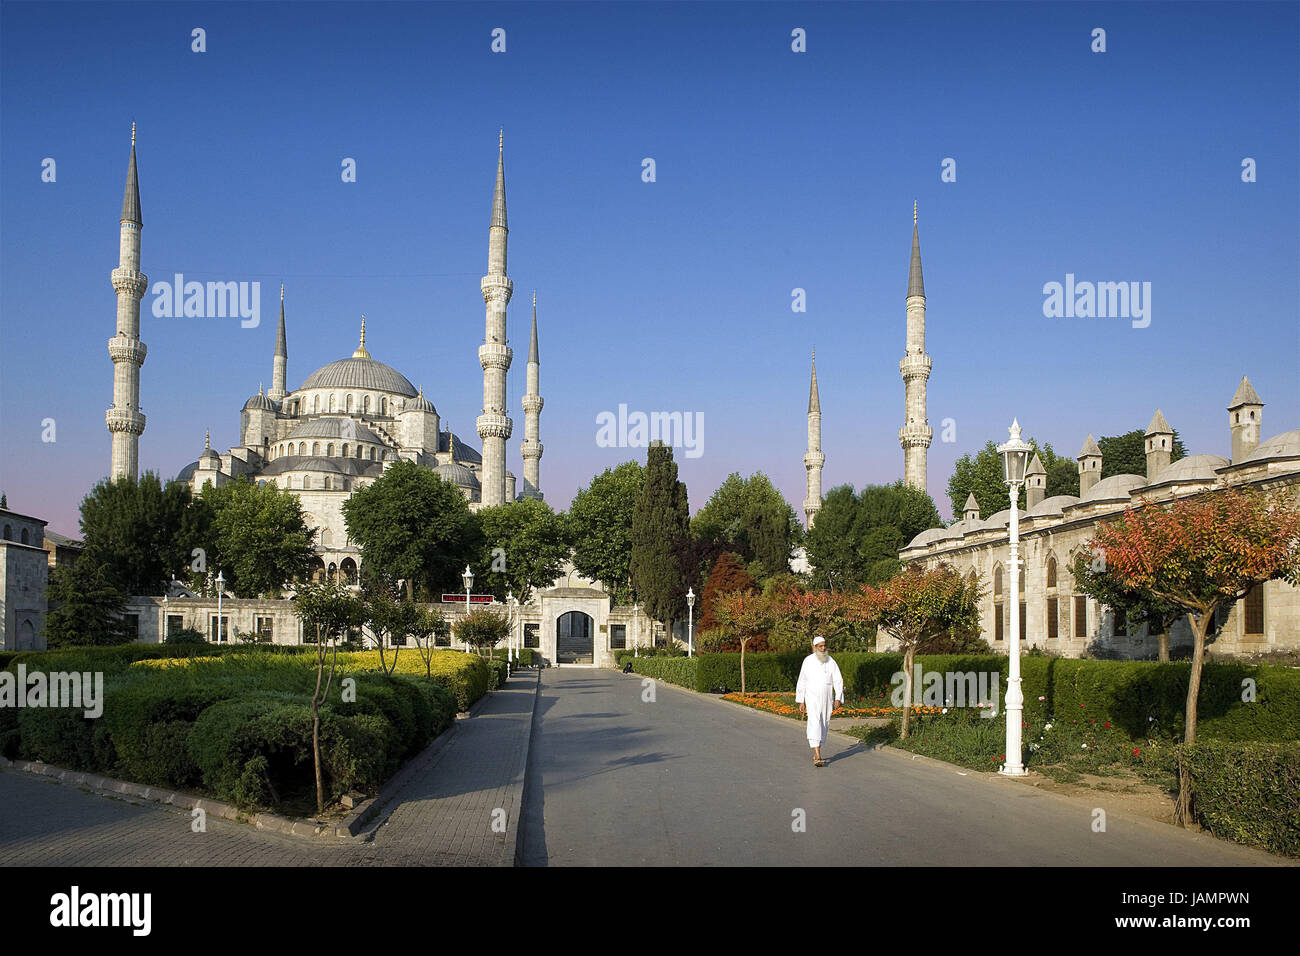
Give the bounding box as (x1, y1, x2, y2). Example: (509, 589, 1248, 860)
(2, 1, 1296, 536)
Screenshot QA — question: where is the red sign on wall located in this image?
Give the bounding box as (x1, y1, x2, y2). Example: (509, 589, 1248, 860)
(441, 594, 496, 605)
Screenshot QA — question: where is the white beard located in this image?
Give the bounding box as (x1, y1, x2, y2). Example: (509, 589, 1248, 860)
(815, 650, 828, 662)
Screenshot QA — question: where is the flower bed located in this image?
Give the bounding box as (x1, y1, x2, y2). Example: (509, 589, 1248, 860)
(721, 691, 943, 721)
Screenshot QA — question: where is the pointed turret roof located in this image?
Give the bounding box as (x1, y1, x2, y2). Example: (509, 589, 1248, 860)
(907, 203, 924, 298)
(1079, 434, 1102, 458)
(528, 292, 539, 364)
(491, 129, 507, 232)
(275, 285, 287, 357)
(1026, 452, 1046, 476)
(1228, 375, 1262, 409)
(963, 492, 979, 514)
(121, 123, 142, 225)
(808, 351, 821, 414)
(1145, 408, 1172, 435)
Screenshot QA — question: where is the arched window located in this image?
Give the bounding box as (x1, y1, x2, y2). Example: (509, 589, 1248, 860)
(328, 562, 337, 582)
(1046, 556, 1057, 588)
(20, 528, 30, 544)
(299, 443, 306, 456)
(342, 443, 349, 457)
(328, 394, 336, 413)
(2, 525, 10, 540)
(380, 397, 387, 415)
(357, 445, 363, 458)
(1046, 556, 1059, 640)
(302, 476, 311, 490)
(311, 442, 319, 456)
(284, 476, 293, 489)
(346, 394, 353, 413)
(370, 447, 376, 460)
(313, 395, 320, 414)
(327, 443, 334, 456)
(363, 395, 370, 414)
(340, 558, 357, 585)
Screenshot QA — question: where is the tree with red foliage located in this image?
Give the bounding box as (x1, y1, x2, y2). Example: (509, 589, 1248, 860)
(716, 591, 776, 695)
(1075, 487, 1300, 824)
(698, 551, 757, 632)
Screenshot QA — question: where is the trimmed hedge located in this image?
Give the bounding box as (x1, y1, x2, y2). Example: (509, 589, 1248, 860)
(491, 648, 535, 667)
(334, 650, 491, 712)
(626, 657, 699, 689)
(1180, 740, 1300, 857)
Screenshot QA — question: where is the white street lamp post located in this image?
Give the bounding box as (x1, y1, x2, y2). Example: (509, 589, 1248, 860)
(997, 418, 1032, 777)
(633, 603, 639, 658)
(162, 594, 168, 644)
(215, 571, 225, 645)
(506, 590, 518, 677)
(686, 587, 695, 657)
(461, 565, 474, 653)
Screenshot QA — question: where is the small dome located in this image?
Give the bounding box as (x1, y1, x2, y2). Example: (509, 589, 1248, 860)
(176, 461, 199, 481)
(244, 392, 275, 411)
(907, 527, 950, 548)
(404, 388, 437, 414)
(979, 508, 1028, 531)
(286, 417, 381, 444)
(1149, 454, 1229, 485)
(1240, 429, 1300, 464)
(1081, 474, 1145, 502)
(1026, 494, 1081, 518)
(435, 461, 480, 490)
(300, 357, 417, 397)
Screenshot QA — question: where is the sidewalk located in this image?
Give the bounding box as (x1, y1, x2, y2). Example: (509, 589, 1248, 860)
(361, 668, 539, 865)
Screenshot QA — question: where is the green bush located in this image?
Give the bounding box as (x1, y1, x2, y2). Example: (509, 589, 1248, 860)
(102, 680, 230, 788)
(164, 627, 207, 646)
(626, 657, 699, 689)
(483, 657, 509, 690)
(1180, 740, 1300, 858)
(17, 706, 112, 772)
(491, 648, 535, 667)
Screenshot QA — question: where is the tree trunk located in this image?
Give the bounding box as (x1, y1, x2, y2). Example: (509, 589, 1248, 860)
(900, 644, 916, 739)
(740, 638, 748, 695)
(1157, 631, 1170, 663)
(312, 705, 323, 816)
(1177, 609, 1212, 827)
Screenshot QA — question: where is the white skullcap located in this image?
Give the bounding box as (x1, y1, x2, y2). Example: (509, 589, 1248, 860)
(812, 635, 826, 646)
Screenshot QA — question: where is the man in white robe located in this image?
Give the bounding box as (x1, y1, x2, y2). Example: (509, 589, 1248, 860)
(796, 635, 843, 767)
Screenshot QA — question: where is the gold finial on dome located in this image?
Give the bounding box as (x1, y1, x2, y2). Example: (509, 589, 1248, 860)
(204, 429, 211, 451)
(913, 200, 917, 225)
(131, 121, 136, 147)
(353, 316, 371, 359)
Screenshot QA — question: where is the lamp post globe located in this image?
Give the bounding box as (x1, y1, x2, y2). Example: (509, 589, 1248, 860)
(996, 418, 1032, 776)
(686, 587, 696, 657)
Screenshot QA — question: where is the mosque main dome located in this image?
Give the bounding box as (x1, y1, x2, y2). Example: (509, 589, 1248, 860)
(299, 356, 418, 397)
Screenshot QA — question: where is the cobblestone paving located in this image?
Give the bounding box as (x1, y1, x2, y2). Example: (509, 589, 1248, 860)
(0, 672, 536, 867)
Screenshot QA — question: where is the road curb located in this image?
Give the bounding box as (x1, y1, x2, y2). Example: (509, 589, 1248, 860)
(504, 667, 542, 867)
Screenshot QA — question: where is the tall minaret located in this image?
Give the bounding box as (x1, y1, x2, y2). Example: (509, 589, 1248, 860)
(520, 291, 544, 500)
(803, 350, 824, 528)
(477, 130, 514, 506)
(899, 202, 932, 492)
(107, 124, 148, 481)
(268, 284, 288, 403)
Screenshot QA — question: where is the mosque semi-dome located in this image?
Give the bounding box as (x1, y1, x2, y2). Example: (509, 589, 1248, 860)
(299, 356, 418, 397)
(285, 418, 383, 444)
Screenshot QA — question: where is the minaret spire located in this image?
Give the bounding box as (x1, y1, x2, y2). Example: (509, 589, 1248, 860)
(478, 131, 514, 506)
(107, 125, 148, 480)
(268, 283, 288, 402)
(521, 291, 544, 500)
(803, 350, 824, 528)
(899, 206, 932, 491)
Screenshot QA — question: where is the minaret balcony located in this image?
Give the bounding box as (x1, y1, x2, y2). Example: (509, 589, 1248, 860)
(898, 423, 933, 446)
(521, 394, 544, 414)
(110, 268, 148, 297)
(106, 407, 146, 434)
(899, 354, 932, 379)
(480, 275, 514, 303)
(521, 439, 543, 458)
(476, 413, 513, 440)
(803, 451, 825, 469)
(478, 343, 514, 370)
(107, 336, 148, 365)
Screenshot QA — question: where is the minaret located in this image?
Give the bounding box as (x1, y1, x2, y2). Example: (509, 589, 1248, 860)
(520, 291, 544, 500)
(477, 130, 513, 506)
(899, 202, 932, 492)
(803, 350, 824, 528)
(268, 284, 288, 403)
(107, 123, 148, 481)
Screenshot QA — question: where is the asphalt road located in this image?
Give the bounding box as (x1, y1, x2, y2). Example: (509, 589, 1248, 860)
(518, 668, 1286, 867)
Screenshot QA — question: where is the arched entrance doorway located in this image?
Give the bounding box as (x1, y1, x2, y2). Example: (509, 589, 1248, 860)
(556, 610, 594, 664)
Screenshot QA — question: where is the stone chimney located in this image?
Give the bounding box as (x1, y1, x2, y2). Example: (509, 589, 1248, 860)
(1025, 452, 1047, 509)
(1227, 376, 1263, 463)
(962, 492, 980, 523)
(1078, 434, 1102, 496)
(1144, 408, 1174, 480)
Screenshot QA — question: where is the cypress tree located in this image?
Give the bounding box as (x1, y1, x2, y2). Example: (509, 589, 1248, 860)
(630, 441, 690, 645)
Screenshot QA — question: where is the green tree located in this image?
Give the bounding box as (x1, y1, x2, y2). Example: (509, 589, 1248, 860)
(567, 461, 645, 604)
(360, 579, 420, 676)
(476, 498, 571, 603)
(805, 481, 942, 589)
(43, 560, 130, 647)
(458, 605, 512, 657)
(293, 581, 366, 815)
(77, 472, 192, 595)
(410, 607, 452, 679)
(194, 477, 316, 598)
(342, 460, 482, 601)
(1099, 429, 1187, 479)
(948, 439, 1080, 519)
(692, 472, 800, 582)
(630, 443, 690, 644)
